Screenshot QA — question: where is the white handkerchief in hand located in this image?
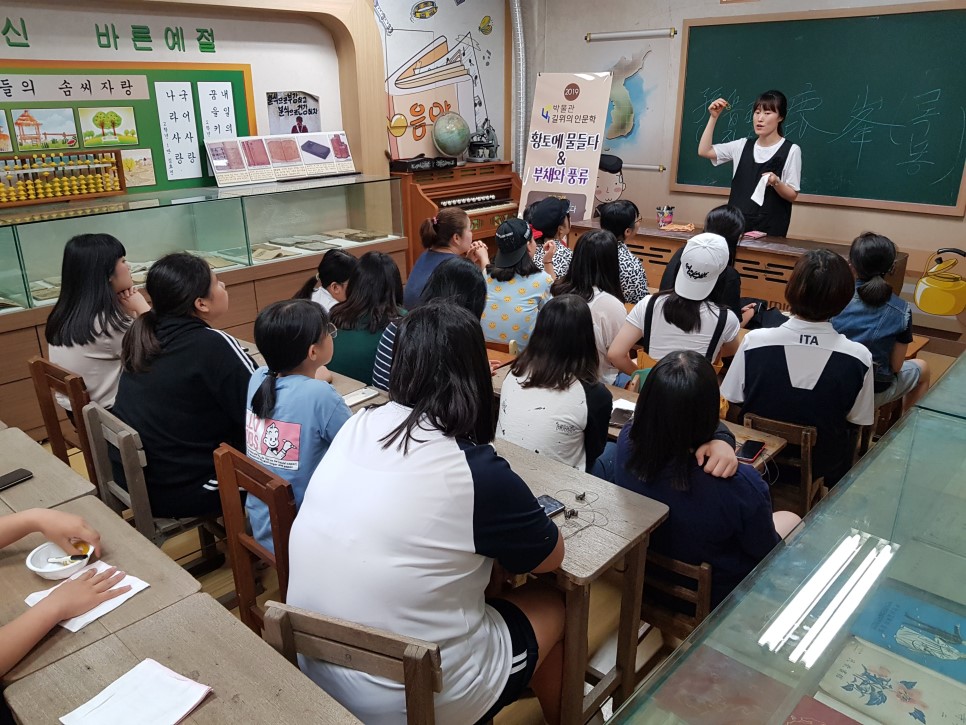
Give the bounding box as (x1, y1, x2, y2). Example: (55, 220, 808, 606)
(60, 658, 212, 725)
(750, 173, 770, 206)
(25, 560, 149, 632)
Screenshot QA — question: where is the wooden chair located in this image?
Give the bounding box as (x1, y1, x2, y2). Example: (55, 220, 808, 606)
(743, 413, 825, 516)
(263, 600, 442, 725)
(28, 356, 97, 482)
(82, 402, 224, 575)
(213, 444, 296, 634)
(641, 551, 713, 642)
(485, 339, 519, 356)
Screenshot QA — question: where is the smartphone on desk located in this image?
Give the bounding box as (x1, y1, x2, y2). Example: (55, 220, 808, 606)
(342, 387, 380, 407)
(537, 494, 565, 518)
(736, 440, 766, 464)
(0, 468, 33, 491)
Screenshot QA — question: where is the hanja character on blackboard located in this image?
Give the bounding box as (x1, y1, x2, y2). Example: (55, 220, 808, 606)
(697, 90, 801, 238)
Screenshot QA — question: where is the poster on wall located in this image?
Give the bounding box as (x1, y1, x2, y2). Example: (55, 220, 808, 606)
(120, 149, 156, 187)
(79, 106, 138, 147)
(266, 91, 321, 135)
(10, 108, 77, 150)
(154, 82, 203, 181)
(520, 73, 612, 222)
(198, 82, 237, 140)
(0, 113, 12, 152)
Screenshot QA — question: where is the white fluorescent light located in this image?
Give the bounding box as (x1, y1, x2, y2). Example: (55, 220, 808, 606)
(584, 29, 677, 43)
(800, 546, 894, 668)
(758, 534, 861, 651)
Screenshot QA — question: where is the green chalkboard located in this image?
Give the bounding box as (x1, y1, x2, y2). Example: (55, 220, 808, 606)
(0, 63, 251, 193)
(673, 8, 966, 214)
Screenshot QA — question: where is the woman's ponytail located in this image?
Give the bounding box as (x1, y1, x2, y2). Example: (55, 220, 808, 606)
(419, 217, 439, 249)
(419, 208, 469, 251)
(121, 310, 161, 373)
(856, 276, 893, 307)
(293, 274, 317, 299)
(849, 232, 896, 308)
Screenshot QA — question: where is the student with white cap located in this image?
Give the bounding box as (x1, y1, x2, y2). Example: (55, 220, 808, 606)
(607, 233, 741, 377)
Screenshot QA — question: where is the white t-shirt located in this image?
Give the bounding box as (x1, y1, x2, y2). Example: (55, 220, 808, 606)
(626, 294, 740, 362)
(49, 322, 128, 410)
(310, 285, 339, 312)
(587, 289, 626, 384)
(287, 402, 558, 724)
(712, 138, 802, 191)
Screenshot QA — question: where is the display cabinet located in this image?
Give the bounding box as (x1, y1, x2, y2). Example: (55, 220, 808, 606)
(0, 175, 407, 439)
(610, 400, 966, 724)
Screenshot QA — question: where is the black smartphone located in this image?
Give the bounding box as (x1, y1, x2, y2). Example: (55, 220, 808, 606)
(536, 494, 565, 518)
(0, 468, 33, 491)
(736, 440, 766, 463)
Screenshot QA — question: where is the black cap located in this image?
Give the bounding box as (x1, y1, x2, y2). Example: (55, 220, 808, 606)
(493, 218, 533, 268)
(528, 196, 571, 237)
(599, 154, 622, 174)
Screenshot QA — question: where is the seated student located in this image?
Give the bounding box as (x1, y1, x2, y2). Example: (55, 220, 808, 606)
(551, 229, 627, 385)
(404, 208, 489, 309)
(607, 233, 740, 378)
(372, 256, 486, 392)
(46, 234, 151, 414)
(292, 249, 358, 312)
(496, 294, 613, 473)
(0, 509, 129, 678)
(832, 232, 930, 411)
(112, 253, 256, 518)
(722, 249, 875, 485)
(483, 218, 554, 350)
(597, 199, 649, 304)
(245, 300, 351, 553)
(527, 196, 572, 278)
(288, 301, 566, 725)
(660, 205, 752, 322)
(327, 251, 405, 385)
(614, 351, 800, 608)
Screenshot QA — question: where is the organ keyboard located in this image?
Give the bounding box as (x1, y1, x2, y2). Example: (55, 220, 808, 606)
(391, 160, 522, 269)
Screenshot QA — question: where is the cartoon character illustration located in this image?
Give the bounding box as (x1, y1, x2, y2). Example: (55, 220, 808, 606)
(592, 153, 626, 217)
(914, 248, 966, 316)
(262, 422, 295, 460)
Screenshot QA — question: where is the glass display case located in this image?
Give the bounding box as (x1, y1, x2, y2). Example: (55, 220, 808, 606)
(0, 175, 403, 312)
(611, 396, 966, 724)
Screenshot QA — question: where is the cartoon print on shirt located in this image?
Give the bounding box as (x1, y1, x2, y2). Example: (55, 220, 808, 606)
(245, 410, 301, 471)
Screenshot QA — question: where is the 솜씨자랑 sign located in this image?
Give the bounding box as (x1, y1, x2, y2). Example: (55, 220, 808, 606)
(521, 72, 612, 221)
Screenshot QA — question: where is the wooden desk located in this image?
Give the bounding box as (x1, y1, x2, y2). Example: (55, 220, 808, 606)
(1, 496, 200, 683)
(494, 440, 668, 724)
(4, 593, 359, 724)
(0, 428, 95, 512)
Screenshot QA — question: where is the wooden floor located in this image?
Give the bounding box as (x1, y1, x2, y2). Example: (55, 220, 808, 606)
(55, 349, 958, 724)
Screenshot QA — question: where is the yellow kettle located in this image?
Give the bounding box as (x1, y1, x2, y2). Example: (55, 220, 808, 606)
(915, 248, 966, 316)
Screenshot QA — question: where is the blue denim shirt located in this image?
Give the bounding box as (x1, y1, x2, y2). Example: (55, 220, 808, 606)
(832, 287, 912, 386)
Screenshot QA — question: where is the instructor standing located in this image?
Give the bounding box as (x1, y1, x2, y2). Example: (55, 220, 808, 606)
(698, 90, 801, 237)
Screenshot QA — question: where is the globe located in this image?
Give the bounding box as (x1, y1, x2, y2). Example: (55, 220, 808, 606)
(432, 112, 471, 157)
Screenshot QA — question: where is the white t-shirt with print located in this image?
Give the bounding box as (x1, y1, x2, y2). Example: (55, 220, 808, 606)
(588, 289, 626, 384)
(626, 294, 740, 362)
(712, 138, 802, 191)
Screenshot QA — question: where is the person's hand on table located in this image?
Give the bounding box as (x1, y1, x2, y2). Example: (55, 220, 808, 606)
(29, 509, 102, 557)
(39, 566, 130, 621)
(741, 303, 756, 328)
(695, 439, 739, 478)
(314, 365, 334, 383)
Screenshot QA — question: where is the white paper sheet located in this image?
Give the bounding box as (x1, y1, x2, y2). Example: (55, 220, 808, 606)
(612, 398, 636, 412)
(60, 658, 211, 725)
(750, 173, 770, 206)
(25, 560, 149, 632)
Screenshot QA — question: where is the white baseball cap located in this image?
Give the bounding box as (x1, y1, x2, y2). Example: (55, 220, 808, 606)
(674, 233, 730, 301)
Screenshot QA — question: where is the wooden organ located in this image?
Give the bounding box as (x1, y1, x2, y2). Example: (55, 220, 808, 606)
(391, 161, 522, 269)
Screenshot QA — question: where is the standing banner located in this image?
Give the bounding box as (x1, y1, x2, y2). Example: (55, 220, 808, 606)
(521, 72, 612, 221)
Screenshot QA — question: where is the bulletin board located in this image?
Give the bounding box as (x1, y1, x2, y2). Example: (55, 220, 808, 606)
(0, 60, 254, 193)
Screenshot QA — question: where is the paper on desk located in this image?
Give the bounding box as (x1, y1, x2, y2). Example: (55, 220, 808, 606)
(25, 560, 149, 632)
(612, 398, 636, 412)
(750, 173, 770, 206)
(60, 658, 211, 725)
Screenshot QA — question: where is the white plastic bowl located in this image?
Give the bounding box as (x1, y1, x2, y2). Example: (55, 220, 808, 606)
(26, 541, 92, 580)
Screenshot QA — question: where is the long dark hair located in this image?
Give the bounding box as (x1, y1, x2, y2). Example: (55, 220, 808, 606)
(383, 300, 493, 454)
(754, 89, 788, 135)
(785, 249, 855, 321)
(418, 208, 470, 250)
(598, 199, 640, 242)
(293, 249, 358, 300)
(849, 232, 896, 307)
(329, 252, 404, 333)
(651, 289, 726, 335)
(551, 229, 624, 302)
(421, 256, 487, 318)
(703, 205, 745, 266)
(250, 299, 328, 419)
(121, 253, 213, 373)
(46, 234, 130, 347)
(511, 294, 598, 390)
(486, 251, 541, 283)
(625, 350, 721, 491)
